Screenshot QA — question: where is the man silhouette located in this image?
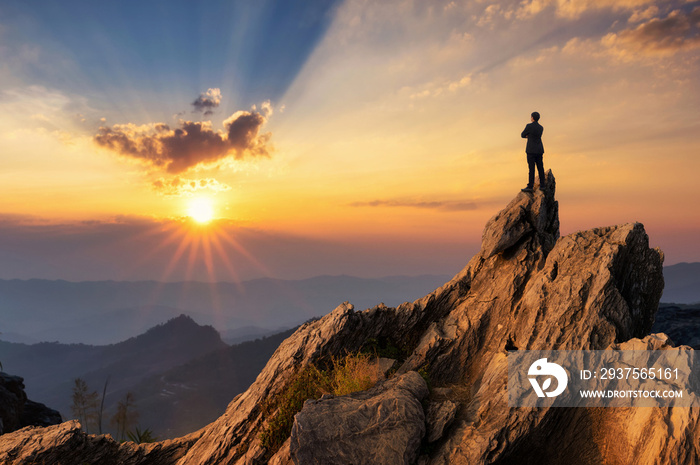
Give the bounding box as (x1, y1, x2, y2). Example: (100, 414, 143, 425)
(521, 111, 545, 193)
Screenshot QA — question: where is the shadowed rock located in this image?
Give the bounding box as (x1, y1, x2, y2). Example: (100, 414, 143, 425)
(0, 170, 688, 465)
(0, 372, 61, 435)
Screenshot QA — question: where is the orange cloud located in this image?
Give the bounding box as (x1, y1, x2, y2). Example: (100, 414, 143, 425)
(349, 199, 477, 212)
(94, 110, 272, 174)
(604, 7, 700, 56)
(152, 177, 232, 196)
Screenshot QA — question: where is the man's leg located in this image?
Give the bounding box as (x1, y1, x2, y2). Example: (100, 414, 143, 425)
(535, 154, 545, 188)
(526, 153, 536, 189)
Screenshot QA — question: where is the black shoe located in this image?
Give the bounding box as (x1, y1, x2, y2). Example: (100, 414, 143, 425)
(521, 187, 534, 193)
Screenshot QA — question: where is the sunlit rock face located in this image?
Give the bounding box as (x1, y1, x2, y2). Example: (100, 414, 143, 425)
(2, 170, 691, 465)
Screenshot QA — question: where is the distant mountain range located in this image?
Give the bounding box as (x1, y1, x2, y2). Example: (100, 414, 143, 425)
(0, 314, 294, 438)
(661, 262, 700, 304)
(0, 274, 451, 345)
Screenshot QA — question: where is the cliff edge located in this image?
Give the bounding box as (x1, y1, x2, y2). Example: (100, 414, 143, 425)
(2, 171, 695, 465)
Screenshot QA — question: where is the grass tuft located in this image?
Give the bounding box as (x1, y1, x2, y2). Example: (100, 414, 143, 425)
(259, 352, 384, 456)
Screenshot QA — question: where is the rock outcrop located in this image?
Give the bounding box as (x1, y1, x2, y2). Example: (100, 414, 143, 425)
(1, 170, 692, 465)
(0, 372, 61, 435)
(290, 371, 428, 465)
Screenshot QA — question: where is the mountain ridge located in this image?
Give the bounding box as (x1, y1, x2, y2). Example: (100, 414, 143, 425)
(0, 274, 451, 344)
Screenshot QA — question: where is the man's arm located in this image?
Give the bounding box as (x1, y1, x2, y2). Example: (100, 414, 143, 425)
(521, 124, 530, 139)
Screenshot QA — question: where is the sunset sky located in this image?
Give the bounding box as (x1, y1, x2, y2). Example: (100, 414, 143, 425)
(1, 0, 699, 282)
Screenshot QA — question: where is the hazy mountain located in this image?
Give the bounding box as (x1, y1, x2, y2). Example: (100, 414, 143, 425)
(127, 327, 296, 437)
(662, 262, 700, 304)
(0, 315, 226, 429)
(0, 274, 450, 345)
(220, 325, 290, 345)
(0, 314, 296, 438)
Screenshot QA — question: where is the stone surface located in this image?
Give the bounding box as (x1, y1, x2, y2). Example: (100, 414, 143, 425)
(290, 371, 428, 465)
(0, 420, 198, 465)
(1, 170, 687, 465)
(0, 373, 25, 435)
(425, 400, 457, 443)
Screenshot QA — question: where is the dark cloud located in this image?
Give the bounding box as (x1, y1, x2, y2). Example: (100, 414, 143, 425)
(350, 199, 477, 212)
(225, 111, 271, 156)
(192, 88, 222, 115)
(94, 110, 271, 174)
(614, 8, 700, 54)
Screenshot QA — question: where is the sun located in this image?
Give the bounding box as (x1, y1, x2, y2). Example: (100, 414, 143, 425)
(187, 197, 215, 224)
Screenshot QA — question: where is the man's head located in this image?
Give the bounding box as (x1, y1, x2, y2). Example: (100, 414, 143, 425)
(531, 111, 541, 122)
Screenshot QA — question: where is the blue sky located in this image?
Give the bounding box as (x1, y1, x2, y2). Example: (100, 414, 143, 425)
(1, 0, 341, 117)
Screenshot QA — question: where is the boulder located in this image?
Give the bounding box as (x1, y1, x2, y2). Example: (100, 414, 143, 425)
(289, 371, 428, 465)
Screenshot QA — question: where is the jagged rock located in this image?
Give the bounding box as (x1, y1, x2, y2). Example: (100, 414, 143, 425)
(289, 371, 428, 465)
(481, 171, 558, 258)
(0, 372, 61, 435)
(20, 400, 62, 429)
(0, 420, 198, 465)
(425, 400, 457, 443)
(0, 373, 25, 435)
(268, 438, 292, 465)
(1, 170, 685, 465)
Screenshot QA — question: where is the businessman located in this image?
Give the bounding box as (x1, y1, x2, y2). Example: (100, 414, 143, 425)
(521, 111, 545, 193)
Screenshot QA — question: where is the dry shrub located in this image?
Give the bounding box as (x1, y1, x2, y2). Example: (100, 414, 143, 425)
(331, 352, 383, 396)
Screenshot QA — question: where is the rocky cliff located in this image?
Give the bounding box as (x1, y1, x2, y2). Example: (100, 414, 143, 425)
(0, 372, 61, 435)
(1, 171, 696, 465)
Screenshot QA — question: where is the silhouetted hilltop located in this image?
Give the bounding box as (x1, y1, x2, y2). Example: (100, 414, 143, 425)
(0, 315, 298, 439)
(131, 327, 297, 437)
(0, 315, 226, 424)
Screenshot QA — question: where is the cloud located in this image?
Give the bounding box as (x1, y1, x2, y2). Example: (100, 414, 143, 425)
(94, 108, 272, 173)
(603, 8, 700, 56)
(152, 176, 232, 196)
(628, 5, 660, 23)
(515, 0, 658, 20)
(192, 88, 222, 115)
(223, 111, 271, 156)
(350, 199, 477, 212)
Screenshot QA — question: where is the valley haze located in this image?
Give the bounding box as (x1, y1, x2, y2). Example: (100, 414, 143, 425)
(0, 274, 451, 345)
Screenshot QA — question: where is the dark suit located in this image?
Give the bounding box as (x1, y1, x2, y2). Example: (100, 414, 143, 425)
(521, 121, 545, 189)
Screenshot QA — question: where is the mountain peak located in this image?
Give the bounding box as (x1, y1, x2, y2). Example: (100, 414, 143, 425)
(481, 169, 559, 258)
